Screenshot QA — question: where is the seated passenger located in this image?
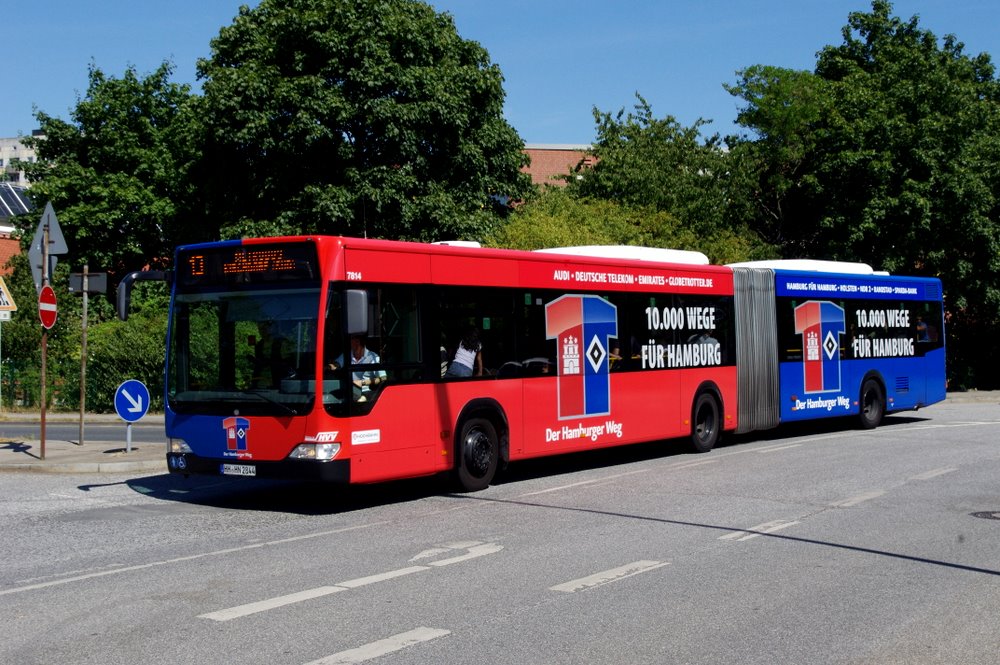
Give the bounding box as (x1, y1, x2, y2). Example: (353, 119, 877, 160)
(445, 326, 483, 378)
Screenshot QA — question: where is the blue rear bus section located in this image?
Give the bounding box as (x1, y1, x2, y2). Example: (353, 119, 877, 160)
(774, 270, 946, 423)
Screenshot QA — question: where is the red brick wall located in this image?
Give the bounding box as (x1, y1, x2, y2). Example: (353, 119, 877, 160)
(522, 145, 595, 187)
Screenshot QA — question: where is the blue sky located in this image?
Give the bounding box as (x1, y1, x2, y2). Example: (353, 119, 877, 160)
(4, 1, 999, 144)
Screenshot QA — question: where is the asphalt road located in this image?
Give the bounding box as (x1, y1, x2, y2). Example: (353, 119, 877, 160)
(2, 400, 999, 665)
(0, 419, 165, 446)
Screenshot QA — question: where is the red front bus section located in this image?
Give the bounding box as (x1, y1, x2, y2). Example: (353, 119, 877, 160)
(165, 237, 738, 489)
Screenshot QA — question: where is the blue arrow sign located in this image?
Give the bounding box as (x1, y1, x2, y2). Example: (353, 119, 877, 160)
(114, 379, 150, 422)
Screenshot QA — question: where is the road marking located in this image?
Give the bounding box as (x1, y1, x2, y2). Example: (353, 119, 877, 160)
(909, 467, 958, 481)
(200, 586, 347, 622)
(832, 490, 886, 507)
(549, 560, 668, 593)
(428, 542, 504, 566)
(719, 519, 800, 541)
(665, 459, 718, 470)
(304, 627, 450, 664)
(755, 443, 802, 454)
(517, 469, 648, 497)
(200, 542, 501, 621)
(0, 523, 386, 597)
(338, 566, 429, 589)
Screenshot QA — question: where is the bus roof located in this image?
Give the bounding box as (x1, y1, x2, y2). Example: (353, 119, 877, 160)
(534, 245, 710, 265)
(727, 259, 885, 275)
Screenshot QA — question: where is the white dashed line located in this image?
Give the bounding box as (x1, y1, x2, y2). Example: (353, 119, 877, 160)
(304, 627, 451, 664)
(832, 490, 886, 507)
(549, 560, 668, 593)
(719, 519, 800, 541)
(908, 467, 957, 481)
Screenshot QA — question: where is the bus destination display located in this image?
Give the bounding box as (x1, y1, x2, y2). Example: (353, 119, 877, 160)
(177, 242, 319, 287)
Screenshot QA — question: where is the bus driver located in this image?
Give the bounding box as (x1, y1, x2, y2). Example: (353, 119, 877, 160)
(329, 334, 386, 401)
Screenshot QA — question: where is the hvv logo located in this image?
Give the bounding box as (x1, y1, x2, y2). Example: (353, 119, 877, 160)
(545, 295, 618, 419)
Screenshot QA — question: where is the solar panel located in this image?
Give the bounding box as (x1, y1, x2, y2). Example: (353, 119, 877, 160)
(0, 183, 34, 220)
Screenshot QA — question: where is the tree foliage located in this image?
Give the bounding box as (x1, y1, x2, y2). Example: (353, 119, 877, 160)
(19, 63, 204, 278)
(491, 188, 773, 265)
(727, 0, 1000, 387)
(567, 95, 735, 237)
(196, 0, 532, 241)
(549, 95, 774, 263)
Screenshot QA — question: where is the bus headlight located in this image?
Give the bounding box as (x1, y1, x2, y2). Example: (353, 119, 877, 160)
(169, 439, 193, 454)
(289, 443, 341, 461)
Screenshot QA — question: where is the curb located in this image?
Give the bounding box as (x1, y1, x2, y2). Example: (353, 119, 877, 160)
(0, 460, 167, 474)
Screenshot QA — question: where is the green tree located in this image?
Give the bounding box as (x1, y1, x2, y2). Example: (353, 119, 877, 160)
(9, 63, 201, 410)
(567, 95, 736, 238)
(723, 66, 833, 252)
(728, 0, 1000, 388)
(196, 0, 532, 242)
(19, 62, 205, 278)
(490, 188, 773, 265)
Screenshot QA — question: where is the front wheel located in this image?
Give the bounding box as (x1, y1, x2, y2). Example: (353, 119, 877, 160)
(690, 392, 721, 453)
(455, 417, 499, 492)
(858, 379, 885, 429)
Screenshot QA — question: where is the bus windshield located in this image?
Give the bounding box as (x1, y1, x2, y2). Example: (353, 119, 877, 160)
(167, 241, 323, 416)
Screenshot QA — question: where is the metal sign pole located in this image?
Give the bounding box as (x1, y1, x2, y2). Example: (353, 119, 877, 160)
(78, 265, 88, 447)
(40, 224, 49, 460)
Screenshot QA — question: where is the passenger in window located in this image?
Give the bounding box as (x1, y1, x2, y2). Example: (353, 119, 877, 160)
(445, 326, 483, 378)
(609, 345, 622, 371)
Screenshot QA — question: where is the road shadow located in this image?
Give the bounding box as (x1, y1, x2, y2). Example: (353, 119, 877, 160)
(1, 441, 39, 459)
(116, 472, 448, 516)
(114, 412, 933, 514)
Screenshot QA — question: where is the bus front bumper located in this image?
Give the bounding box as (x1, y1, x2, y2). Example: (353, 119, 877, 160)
(166, 453, 350, 482)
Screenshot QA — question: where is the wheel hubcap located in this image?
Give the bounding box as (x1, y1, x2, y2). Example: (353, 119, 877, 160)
(465, 429, 492, 477)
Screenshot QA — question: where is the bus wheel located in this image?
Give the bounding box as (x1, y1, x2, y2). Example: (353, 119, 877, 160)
(690, 392, 720, 453)
(859, 379, 885, 429)
(455, 417, 499, 492)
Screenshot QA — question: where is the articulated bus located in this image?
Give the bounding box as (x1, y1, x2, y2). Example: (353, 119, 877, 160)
(117, 236, 946, 491)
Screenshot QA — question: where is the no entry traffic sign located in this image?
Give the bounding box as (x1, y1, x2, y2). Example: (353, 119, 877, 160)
(38, 285, 57, 329)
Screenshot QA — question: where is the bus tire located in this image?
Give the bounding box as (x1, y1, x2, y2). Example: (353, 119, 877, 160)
(690, 392, 720, 453)
(859, 379, 885, 429)
(455, 417, 499, 492)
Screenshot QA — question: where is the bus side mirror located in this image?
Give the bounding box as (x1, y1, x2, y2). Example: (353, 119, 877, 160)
(117, 270, 170, 321)
(345, 289, 369, 335)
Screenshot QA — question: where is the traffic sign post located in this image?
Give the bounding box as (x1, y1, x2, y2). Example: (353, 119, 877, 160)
(33, 203, 68, 460)
(115, 379, 150, 453)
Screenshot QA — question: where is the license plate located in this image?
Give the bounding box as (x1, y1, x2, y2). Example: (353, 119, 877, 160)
(221, 463, 256, 477)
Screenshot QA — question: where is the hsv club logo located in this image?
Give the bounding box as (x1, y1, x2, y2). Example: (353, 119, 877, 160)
(545, 295, 618, 419)
(793, 300, 846, 393)
(222, 416, 251, 455)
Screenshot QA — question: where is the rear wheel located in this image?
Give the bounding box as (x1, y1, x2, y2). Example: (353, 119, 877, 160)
(859, 379, 884, 429)
(690, 392, 720, 453)
(455, 417, 499, 492)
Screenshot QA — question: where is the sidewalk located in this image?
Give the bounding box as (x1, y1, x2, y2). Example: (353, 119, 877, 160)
(0, 392, 996, 474)
(0, 412, 167, 474)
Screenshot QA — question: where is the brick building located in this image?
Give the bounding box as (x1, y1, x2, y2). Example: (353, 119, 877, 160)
(521, 144, 595, 188)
